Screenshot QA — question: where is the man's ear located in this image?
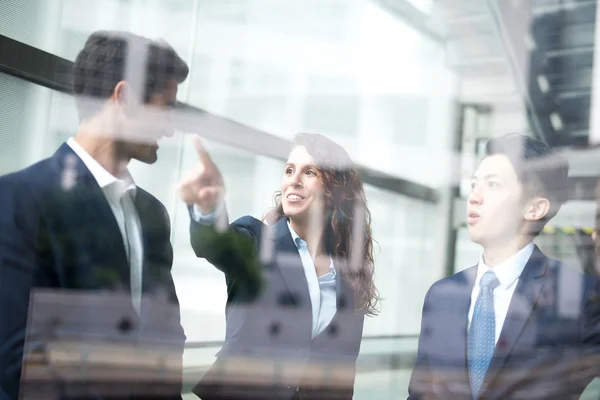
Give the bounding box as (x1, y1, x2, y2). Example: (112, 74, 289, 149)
(524, 196, 550, 222)
(113, 81, 130, 106)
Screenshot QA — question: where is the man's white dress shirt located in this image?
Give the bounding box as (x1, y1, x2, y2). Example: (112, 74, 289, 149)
(67, 138, 144, 314)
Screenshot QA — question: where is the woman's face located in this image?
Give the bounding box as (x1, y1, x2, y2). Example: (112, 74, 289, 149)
(280, 145, 325, 220)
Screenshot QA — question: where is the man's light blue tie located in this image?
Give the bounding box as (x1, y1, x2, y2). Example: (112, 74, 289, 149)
(468, 270, 500, 399)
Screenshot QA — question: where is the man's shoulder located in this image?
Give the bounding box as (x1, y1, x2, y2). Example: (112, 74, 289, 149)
(545, 255, 583, 276)
(135, 186, 166, 209)
(425, 267, 476, 301)
(134, 187, 171, 225)
(0, 157, 57, 196)
(432, 266, 475, 287)
(544, 256, 599, 291)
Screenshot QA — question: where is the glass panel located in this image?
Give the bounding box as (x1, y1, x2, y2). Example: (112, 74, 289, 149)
(0, 0, 457, 185)
(0, 73, 53, 175)
(3, 0, 600, 398)
(0, 0, 64, 54)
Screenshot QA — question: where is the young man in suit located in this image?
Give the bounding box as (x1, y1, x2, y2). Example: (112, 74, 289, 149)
(0, 31, 189, 400)
(409, 134, 600, 399)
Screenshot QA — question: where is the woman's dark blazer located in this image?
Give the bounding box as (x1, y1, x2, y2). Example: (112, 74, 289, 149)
(190, 214, 365, 400)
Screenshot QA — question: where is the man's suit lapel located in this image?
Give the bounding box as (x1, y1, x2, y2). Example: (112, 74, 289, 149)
(480, 246, 548, 395)
(51, 143, 131, 290)
(132, 190, 154, 293)
(132, 189, 175, 297)
(452, 266, 478, 393)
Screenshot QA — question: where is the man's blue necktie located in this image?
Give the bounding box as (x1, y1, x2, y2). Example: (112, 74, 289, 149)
(468, 270, 500, 399)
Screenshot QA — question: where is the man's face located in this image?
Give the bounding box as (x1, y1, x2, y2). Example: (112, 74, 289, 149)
(467, 154, 526, 247)
(119, 79, 178, 164)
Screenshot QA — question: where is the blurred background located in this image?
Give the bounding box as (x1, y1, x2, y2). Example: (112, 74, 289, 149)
(1, 0, 600, 398)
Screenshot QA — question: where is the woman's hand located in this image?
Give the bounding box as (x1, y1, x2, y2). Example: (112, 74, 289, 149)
(177, 135, 225, 214)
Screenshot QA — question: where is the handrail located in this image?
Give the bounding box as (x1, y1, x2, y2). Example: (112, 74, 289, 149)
(184, 334, 420, 349)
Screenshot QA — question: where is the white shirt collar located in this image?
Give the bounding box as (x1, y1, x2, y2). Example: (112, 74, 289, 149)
(476, 242, 535, 290)
(287, 220, 336, 275)
(67, 137, 136, 196)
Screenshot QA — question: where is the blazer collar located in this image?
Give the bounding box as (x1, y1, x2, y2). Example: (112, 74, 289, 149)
(270, 217, 356, 312)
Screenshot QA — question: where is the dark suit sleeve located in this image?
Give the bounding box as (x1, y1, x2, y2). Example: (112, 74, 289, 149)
(153, 201, 179, 305)
(408, 286, 436, 400)
(189, 213, 263, 300)
(581, 274, 600, 383)
(189, 212, 259, 269)
(0, 176, 43, 400)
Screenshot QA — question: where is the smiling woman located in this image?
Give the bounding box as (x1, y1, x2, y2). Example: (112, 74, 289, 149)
(180, 132, 380, 399)
(266, 133, 380, 316)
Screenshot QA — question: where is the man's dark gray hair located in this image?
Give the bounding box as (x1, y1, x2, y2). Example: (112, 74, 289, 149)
(485, 133, 570, 236)
(72, 30, 189, 120)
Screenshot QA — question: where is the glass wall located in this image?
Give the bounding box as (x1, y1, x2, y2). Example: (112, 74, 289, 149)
(1, 1, 452, 395)
(3, 0, 599, 399)
(1, 0, 453, 330)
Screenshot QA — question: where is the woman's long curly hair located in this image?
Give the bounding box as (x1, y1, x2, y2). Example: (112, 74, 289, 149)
(264, 133, 381, 316)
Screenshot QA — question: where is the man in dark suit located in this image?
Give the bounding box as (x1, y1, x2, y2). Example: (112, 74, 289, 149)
(409, 134, 600, 399)
(0, 31, 189, 400)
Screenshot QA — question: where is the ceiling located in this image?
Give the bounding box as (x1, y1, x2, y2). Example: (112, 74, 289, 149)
(430, 0, 597, 148)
